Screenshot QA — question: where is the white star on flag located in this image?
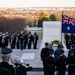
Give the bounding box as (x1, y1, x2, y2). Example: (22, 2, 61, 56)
(67, 26, 70, 31)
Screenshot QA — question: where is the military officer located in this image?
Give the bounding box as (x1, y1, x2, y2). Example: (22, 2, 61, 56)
(27, 32, 33, 49)
(40, 42, 50, 75)
(0, 48, 15, 75)
(56, 49, 67, 75)
(45, 49, 55, 75)
(33, 32, 38, 49)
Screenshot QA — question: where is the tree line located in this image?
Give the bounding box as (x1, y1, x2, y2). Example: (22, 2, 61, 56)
(0, 16, 26, 35)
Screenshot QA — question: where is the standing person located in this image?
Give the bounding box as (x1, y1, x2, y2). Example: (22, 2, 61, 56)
(11, 56, 32, 75)
(19, 31, 24, 50)
(67, 50, 75, 75)
(0, 48, 12, 75)
(27, 32, 33, 49)
(65, 34, 71, 49)
(23, 32, 28, 49)
(56, 49, 67, 75)
(33, 32, 38, 49)
(54, 44, 62, 60)
(0, 32, 2, 47)
(45, 49, 55, 75)
(40, 42, 50, 75)
(0, 48, 15, 75)
(16, 34, 20, 49)
(68, 44, 75, 56)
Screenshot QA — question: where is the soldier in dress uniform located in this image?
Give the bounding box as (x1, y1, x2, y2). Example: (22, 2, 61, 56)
(45, 49, 55, 75)
(10, 34, 16, 49)
(56, 49, 67, 75)
(33, 32, 38, 49)
(40, 42, 50, 75)
(0, 32, 2, 47)
(67, 50, 75, 75)
(27, 32, 33, 49)
(23, 32, 28, 49)
(5, 32, 9, 47)
(19, 31, 24, 50)
(2, 33, 6, 48)
(16, 34, 20, 49)
(65, 34, 72, 49)
(0, 48, 15, 75)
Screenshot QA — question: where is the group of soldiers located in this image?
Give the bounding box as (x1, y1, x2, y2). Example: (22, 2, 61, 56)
(65, 33, 75, 49)
(0, 31, 38, 50)
(41, 42, 75, 75)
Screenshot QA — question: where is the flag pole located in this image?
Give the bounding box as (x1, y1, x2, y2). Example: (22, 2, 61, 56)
(61, 11, 63, 48)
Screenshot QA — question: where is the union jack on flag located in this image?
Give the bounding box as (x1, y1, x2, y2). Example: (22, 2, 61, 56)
(62, 14, 75, 33)
(63, 15, 75, 26)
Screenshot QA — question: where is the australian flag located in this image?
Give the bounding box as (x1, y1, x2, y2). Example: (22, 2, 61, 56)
(62, 14, 75, 33)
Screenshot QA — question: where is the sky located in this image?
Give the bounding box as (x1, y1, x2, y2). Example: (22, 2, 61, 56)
(0, 0, 75, 8)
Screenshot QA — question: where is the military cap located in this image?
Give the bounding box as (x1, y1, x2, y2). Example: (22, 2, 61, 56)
(45, 42, 49, 46)
(1, 48, 12, 56)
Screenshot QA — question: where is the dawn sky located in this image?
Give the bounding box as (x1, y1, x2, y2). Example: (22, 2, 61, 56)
(0, 0, 75, 8)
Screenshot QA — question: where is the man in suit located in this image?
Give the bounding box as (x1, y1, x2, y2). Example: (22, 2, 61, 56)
(0, 48, 15, 75)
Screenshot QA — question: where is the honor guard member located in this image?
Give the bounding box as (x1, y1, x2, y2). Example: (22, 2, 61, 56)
(19, 31, 24, 50)
(11, 56, 32, 75)
(33, 32, 38, 49)
(2, 33, 6, 48)
(56, 49, 67, 75)
(41, 42, 50, 75)
(0, 32, 2, 47)
(5, 32, 9, 46)
(67, 50, 75, 75)
(45, 49, 55, 75)
(10, 34, 16, 49)
(23, 32, 28, 49)
(27, 32, 33, 49)
(65, 34, 71, 49)
(0, 48, 15, 75)
(16, 34, 20, 49)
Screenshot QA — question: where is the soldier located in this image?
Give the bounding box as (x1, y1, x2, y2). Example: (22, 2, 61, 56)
(16, 34, 20, 49)
(67, 50, 75, 75)
(19, 31, 24, 50)
(2, 33, 6, 48)
(0, 32, 2, 47)
(5, 32, 9, 47)
(40, 42, 50, 75)
(23, 32, 28, 49)
(65, 34, 71, 49)
(27, 32, 33, 49)
(56, 49, 67, 75)
(0, 48, 15, 75)
(10, 34, 16, 49)
(45, 49, 55, 75)
(33, 32, 38, 49)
